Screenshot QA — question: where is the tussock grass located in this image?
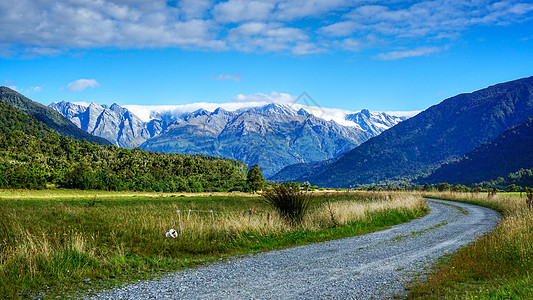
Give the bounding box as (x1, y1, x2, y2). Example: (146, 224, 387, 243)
(0, 188, 258, 199)
(261, 186, 311, 225)
(408, 192, 533, 299)
(0, 191, 427, 298)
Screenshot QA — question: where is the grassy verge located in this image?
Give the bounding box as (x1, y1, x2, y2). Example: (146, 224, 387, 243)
(0, 191, 427, 299)
(408, 192, 533, 299)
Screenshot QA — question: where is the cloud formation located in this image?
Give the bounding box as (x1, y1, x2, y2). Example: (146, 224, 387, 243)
(123, 91, 421, 127)
(1, 0, 532, 58)
(64, 79, 100, 92)
(232, 91, 296, 103)
(375, 46, 446, 60)
(214, 74, 242, 81)
(28, 86, 43, 92)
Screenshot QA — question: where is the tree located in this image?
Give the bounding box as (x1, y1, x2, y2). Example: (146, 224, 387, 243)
(435, 182, 450, 191)
(247, 164, 265, 193)
(302, 181, 311, 192)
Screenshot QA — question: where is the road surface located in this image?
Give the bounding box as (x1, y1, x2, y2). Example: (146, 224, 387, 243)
(89, 198, 500, 299)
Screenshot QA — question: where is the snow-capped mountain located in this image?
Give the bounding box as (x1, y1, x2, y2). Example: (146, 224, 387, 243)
(346, 109, 405, 136)
(49, 101, 168, 148)
(49, 101, 410, 177)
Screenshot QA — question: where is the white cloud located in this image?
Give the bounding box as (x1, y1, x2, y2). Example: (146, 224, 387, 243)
(1, 0, 532, 57)
(232, 91, 297, 103)
(274, 0, 352, 21)
(72, 101, 91, 107)
(63, 79, 100, 92)
(213, 0, 275, 23)
(214, 74, 242, 81)
(382, 110, 421, 118)
(124, 91, 417, 128)
(335, 37, 364, 51)
(178, 0, 213, 19)
(29, 86, 43, 92)
(227, 22, 314, 53)
(375, 46, 446, 60)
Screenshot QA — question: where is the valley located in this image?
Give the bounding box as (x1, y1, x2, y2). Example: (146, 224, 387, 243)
(1, 76, 533, 299)
(3, 1, 533, 298)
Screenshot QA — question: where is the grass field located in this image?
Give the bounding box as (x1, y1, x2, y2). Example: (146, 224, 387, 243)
(0, 189, 259, 199)
(0, 190, 427, 299)
(408, 191, 533, 299)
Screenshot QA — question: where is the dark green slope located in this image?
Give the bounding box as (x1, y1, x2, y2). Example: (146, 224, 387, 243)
(0, 100, 55, 136)
(296, 76, 533, 187)
(269, 157, 337, 181)
(424, 117, 533, 184)
(0, 86, 112, 145)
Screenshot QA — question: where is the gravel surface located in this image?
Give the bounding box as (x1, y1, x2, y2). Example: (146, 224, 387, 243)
(88, 199, 500, 299)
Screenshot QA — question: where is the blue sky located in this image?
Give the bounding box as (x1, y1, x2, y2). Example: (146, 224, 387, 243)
(1, 0, 533, 113)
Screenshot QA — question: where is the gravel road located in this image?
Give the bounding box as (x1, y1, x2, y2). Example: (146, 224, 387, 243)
(89, 199, 500, 299)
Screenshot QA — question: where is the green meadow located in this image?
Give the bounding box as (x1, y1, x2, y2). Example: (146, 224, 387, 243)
(0, 190, 426, 299)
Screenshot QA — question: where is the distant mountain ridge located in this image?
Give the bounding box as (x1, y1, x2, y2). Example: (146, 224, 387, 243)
(346, 109, 407, 136)
(0, 87, 112, 145)
(273, 76, 533, 187)
(423, 117, 533, 185)
(50, 101, 406, 177)
(49, 101, 168, 149)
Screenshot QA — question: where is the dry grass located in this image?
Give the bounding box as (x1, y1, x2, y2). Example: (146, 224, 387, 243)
(307, 192, 424, 230)
(0, 188, 260, 199)
(0, 191, 427, 298)
(408, 191, 533, 299)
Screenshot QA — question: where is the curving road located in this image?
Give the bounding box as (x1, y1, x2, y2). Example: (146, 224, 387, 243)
(89, 199, 500, 299)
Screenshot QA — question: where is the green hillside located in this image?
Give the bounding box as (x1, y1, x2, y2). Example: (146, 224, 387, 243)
(424, 117, 533, 184)
(277, 76, 533, 187)
(0, 86, 112, 145)
(0, 100, 248, 191)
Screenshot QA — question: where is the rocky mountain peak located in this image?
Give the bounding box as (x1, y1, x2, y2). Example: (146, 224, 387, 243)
(297, 108, 311, 116)
(50, 101, 407, 177)
(255, 103, 296, 115)
(345, 110, 403, 136)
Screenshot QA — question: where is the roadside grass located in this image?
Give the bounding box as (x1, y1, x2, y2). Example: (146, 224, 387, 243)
(0, 191, 427, 299)
(0, 189, 258, 199)
(408, 192, 533, 299)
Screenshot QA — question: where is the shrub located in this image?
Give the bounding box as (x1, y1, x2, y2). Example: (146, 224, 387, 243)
(261, 185, 310, 225)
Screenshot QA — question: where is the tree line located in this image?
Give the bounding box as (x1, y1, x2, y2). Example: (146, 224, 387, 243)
(0, 101, 260, 192)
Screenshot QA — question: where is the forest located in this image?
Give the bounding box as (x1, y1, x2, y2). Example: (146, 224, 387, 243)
(0, 100, 250, 192)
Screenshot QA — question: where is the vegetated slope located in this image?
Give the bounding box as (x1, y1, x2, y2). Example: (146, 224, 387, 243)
(269, 157, 337, 182)
(50, 101, 406, 178)
(479, 168, 533, 189)
(424, 117, 533, 185)
(0, 100, 55, 137)
(278, 76, 533, 187)
(0, 100, 248, 191)
(0, 87, 112, 145)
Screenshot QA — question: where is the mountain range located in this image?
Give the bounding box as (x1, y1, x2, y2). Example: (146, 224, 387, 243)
(5, 74, 533, 188)
(50, 101, 405, 177)
(49, 101, 165, 149)
(273, 76, 533, 187)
